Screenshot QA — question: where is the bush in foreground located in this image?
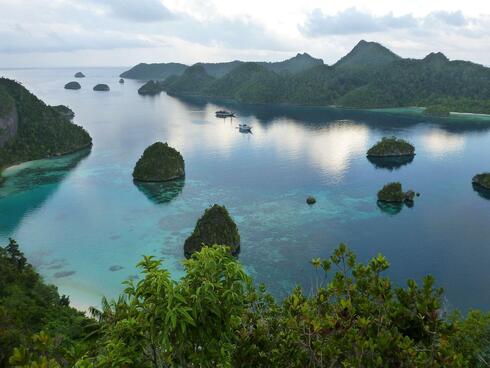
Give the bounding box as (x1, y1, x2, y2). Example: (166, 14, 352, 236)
(5, 242, 490, 367)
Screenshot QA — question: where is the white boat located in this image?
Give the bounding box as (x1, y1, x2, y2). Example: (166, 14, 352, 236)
(238, 123, 252, 132)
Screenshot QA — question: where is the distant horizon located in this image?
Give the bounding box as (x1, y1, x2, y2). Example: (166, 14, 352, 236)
(1, 1, 490, 68)
(1, 41, 489, 70)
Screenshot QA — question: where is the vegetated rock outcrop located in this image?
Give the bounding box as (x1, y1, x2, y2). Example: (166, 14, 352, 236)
(0, 78, 92, 176)
(367, 137, 415, 157)
(138, 80, 166, 95)
(119, 78, 124, 84)
(93, 84, 110, 92)
(132, 142, 185, 182)
(184, 204, 240, 258)
(377, 182, 416, 204)
(306, 196, 316, 205)
(64, 81, 81, 90)
(472, 173, 490, 190)
(74, 72, 85, 78)
(51, 105, 75, 120)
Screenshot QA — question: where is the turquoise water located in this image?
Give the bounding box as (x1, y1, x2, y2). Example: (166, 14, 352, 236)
(1, 68, 490, 312)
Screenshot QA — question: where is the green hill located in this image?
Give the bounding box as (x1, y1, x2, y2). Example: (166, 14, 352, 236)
(0, 78, 92, 175)
(120, 54, 325, 81)
(157, 40, 490, 112)
(165, 64, 216, 95)
(120, 62, 188, 80)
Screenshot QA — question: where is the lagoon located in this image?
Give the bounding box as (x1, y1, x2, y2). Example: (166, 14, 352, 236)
(1, 67, 489, 311)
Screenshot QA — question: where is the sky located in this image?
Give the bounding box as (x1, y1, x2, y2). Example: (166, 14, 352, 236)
(1, 0, 490, 67)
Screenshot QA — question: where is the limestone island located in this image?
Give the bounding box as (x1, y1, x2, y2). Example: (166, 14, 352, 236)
(377, 182, 416, 204)
(74, 72, 85, 78)
(1, 77, 92, 182)
(184, 204, 240, 258)
(472, 173, 490, 190)
(119, 78, 125, 84)
(93, 84, 110, 92)
(64, 81, 81, 90)
(367, 137, 415, 157)
(132, 142, 185, 182)
(138, 80, 166, 95)
(51, 105, 75, 120)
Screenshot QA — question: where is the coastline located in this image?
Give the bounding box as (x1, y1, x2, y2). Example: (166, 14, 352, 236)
(163, 92, 490, 122)
(0, 142, 93, 182)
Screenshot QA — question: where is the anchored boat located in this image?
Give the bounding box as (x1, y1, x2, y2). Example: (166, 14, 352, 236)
(215, 110, 235, 118)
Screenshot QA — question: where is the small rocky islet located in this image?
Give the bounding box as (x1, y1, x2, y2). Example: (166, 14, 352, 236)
(367, 137, 415, 157)
(119, 78, 125, 84)
(74, 72, 85, 78)
(377, 182, 417, 204)
(184, 204, 240, 258)
(132, 142, 185, 182)
(64, 81, 81, 90)
(93, 84, 110, 91)
(472, 173, 490, 190)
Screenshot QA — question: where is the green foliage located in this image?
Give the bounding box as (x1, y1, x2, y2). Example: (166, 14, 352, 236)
(164, 64, 215, 95)
(367, 137, 415, 157)
(89, 246, 251, 367)
(51, 105, 75, 119)
(132, 142, 185, 182)
(0, 86, 14, 118)
(137, 81, 166, 96)
(472, 173, 490, 190)
(120, 62, 188, 80)
(0, 78, 92, 174)
(5, 242, 490, 367)
(0, 239, 94, 367)
(184, 204, 240, 257)
(378, 182, 405, 203)
(64, 82, 81, 90)
(156, 40, 490, 113)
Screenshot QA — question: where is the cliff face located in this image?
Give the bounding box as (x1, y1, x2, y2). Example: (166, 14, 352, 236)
(0, 104, 18, 147)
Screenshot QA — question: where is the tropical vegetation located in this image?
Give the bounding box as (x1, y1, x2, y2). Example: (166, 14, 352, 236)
(0, 78, 92, 176)
(132, 142, 185, 182)
(2, 240, 490, 367)
(367, 137, 415, 157)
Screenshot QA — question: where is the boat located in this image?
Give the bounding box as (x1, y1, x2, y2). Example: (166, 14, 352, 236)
(238, 123, 252, 132)
(215, 110, 235, 118)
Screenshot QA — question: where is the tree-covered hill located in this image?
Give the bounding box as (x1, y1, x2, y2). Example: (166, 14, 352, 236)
(120, 62, 188, 80)
(121, 53, 325, 80)
(155, 40, 490, 113)
(0, 78, 92, 175)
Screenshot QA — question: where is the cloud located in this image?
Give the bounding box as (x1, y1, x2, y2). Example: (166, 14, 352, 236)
(301, 8, 417, 36)
(170, 16, 291, 51)
(301, 8, 471, 37)
(91, 0, 175, 22)
(0, 22, 154, 53)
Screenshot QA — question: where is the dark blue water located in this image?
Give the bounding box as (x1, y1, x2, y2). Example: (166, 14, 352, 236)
(1, 67, 489, 311)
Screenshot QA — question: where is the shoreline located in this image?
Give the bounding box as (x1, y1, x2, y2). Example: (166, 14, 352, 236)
(0, 142, 92, 181)
(164, 92, 490, 121)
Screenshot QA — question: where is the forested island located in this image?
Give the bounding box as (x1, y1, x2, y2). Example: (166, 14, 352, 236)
(132, 142, 185, 182)
(1, 238, 490, 367)
(0, 78, 92, 180)
(124, 40, 490, 114)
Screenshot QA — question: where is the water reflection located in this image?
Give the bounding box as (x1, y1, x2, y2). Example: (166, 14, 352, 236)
(134, 179, 185, 205)
(367, 155, 414, 171)
(472, 183, 490, 200)
(0, 148, 91, 236)
(376, 201, 404, 215)
(422, 129, 465, 158)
